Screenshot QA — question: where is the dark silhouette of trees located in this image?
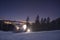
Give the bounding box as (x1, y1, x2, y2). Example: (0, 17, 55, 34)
(32, 15, 60, 32)
(26, 16, 29, 22)
(26, 16, 29, 27)
(43, 18, 46, 24)
(32, 15, 40, 31)
(51, 18, 60, 30)
(41, 18, 44, 24)
(40, 18, 47, 31)
(35, 15, 40, 24)
(0, 16, 60, 32)
(26, 16, 30, 31)
(47, 17, 50, 24)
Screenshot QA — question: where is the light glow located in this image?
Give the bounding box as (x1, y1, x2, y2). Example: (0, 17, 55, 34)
(22, 24, 27, 30)
(27, 29, 30, 32)
(16, 26, 19, 30)
(4, 21, 12, 24)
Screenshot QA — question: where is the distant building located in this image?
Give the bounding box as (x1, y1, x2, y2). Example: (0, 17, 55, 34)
(0, 20, 32, 32)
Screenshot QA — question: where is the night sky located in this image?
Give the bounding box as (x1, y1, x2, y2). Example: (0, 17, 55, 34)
(0, 0, 60, 22)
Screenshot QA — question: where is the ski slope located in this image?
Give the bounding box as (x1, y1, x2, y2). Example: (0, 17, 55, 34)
(0, 30, 60, 40)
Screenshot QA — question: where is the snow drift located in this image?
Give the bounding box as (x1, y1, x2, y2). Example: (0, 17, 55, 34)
(0, 30, 60, 40)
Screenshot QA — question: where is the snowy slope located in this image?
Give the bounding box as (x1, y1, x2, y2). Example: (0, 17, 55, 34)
(0, 30, 60, 40)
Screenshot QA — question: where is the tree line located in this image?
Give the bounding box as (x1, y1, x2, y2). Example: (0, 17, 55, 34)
(26, 15, 60, 32)
(0, 15, 60, 32)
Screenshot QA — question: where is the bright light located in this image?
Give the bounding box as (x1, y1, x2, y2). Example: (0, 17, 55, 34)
(17, 27, 19, 30)
(27, 29, 30, 32)
(4, 21, 12, 24)
(22, 24, 27, 30)
(16, 26, 19, 30)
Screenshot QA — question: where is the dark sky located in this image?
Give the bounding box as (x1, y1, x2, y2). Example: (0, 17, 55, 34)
(0, 0, 60, 22)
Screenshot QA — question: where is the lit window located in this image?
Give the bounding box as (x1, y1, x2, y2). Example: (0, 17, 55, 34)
(4, 21, 12, 24)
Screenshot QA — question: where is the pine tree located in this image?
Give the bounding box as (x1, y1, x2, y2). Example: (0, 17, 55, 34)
(47, 17, 50, 24)
(26, 16, 30, 28)
(41, 18, 44, 24)
(35, 15, 40, 24)
(43, 18, 46, 24)
(34, 15, 40, 31)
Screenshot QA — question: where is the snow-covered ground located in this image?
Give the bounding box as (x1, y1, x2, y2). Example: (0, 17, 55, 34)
(0, 30, 60, 40)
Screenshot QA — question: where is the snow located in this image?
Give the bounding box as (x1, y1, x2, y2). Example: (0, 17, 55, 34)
(0, 30, 60, 40)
